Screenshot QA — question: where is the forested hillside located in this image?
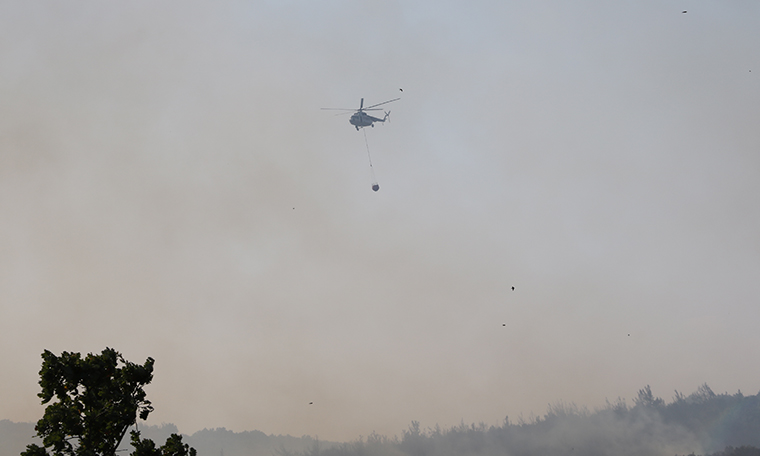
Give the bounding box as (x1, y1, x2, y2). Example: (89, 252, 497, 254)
(4, 385, 759, 456)
(298, 385, 760, 456)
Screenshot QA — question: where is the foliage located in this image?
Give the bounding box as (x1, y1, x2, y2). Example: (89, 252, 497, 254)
(20, 348, 194, 456)
(129, 431, 196, 456)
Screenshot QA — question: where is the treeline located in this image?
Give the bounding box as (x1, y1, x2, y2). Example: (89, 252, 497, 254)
(707, 447, 760, 456)
(296, 384, 760, 456)
(4, 384, 760, 456)
(170, 426, 337, 456)
(0, 422, 336, 456)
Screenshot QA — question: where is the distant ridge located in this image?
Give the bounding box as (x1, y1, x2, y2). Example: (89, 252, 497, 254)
(0, 420, 38, 456)
(5, 385, 760, 456)
(0, 421, 337, 456)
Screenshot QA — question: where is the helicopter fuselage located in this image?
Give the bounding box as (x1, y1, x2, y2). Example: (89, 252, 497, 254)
(322, 97, 398, 131)
(350, 111, 386, 130)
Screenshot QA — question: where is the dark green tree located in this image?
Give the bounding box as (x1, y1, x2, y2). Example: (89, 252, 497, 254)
(21, 348, 194, 456)
(129, 431, 196, 456)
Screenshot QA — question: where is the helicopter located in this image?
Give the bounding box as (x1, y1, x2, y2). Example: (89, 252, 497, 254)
(322, 97, 400, 130)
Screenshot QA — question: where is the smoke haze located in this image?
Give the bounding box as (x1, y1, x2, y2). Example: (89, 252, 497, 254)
(4, 385, 760, 456)
(1, 0, 760, 442)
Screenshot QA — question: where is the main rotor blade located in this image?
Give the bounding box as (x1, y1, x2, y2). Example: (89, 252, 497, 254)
(321, 107, 355, 111)
(364, 98, 400, 110)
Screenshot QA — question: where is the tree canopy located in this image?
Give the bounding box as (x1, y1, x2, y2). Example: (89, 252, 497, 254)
(21, 348, 195, 456)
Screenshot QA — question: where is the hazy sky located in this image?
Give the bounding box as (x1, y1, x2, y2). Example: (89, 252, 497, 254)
(2, 0, 759, 442)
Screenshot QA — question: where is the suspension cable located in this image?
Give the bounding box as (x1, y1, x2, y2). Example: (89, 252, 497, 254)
(363, 128, 380, 192)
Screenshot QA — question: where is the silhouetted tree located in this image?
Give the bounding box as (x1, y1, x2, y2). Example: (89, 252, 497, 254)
(634, 385, 664, 409)
(400, 421, 432, 456)
(21, 348, 195, 456)
(130, 431, 196, 456)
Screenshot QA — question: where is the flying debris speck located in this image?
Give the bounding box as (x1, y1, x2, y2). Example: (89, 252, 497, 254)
(399, 88, 403, 92)
(682, 10, 687, 13)
(511, 286, 515, 291)
(372, 184, 380, 192)
(309, 402, 313, 405)
(503, 324, 506, 326)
